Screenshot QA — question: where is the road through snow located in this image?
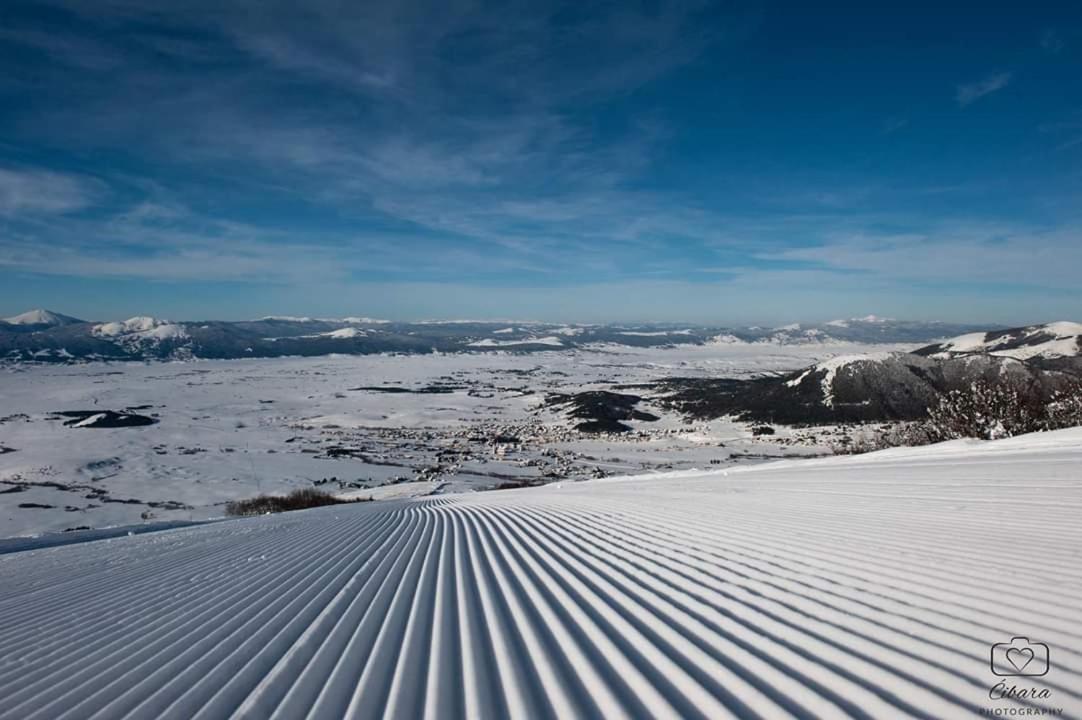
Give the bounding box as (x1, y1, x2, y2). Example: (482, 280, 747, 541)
(1, 430, 1081, 719)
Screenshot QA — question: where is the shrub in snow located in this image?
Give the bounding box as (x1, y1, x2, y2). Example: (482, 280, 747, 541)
(925, 379, 1048, 441)
(1044, 384, 1082, 430)
(838, 378, 1082, 452)
(923, 378, 1082, 441)
(225, 488, 370, 516)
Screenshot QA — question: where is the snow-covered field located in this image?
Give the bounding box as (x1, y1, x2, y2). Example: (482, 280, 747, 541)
(1, 341, 910, 537)
(0, 428, 1078, 718)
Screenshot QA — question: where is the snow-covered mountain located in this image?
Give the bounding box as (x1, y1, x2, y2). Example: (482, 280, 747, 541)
(1, 309, 84, 327)
(784, 351, 898, 407)
(824, 314, 892, 327)
(85, 316, 191, 358)
(659, 320, 1082, 424)
(915, 321, 1082, 360)
(93, 316, 188, 340)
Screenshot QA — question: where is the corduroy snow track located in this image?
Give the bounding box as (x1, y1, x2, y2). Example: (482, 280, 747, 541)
(1, 429, 1081, 719)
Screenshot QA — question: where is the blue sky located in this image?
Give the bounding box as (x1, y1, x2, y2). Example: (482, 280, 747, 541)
(1, 1, 1080, 324)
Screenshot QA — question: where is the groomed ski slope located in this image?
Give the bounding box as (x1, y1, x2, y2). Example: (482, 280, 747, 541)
(1, 430, 1081, 719)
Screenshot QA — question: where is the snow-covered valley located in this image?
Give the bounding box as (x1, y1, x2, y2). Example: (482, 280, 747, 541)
(0, 428, 1079, 718)
(1, 342, 913, 537)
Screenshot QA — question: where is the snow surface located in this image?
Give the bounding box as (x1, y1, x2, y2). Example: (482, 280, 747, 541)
(997, 336, 1081, 360)
(259, 316, 389, 324)
(825, 315, 892, 328)
(1045, 321, 1082, 336)
(69, 413, 108, 428)
(339, 317, 389, 324)
(756, 328, 829, 345)
(553, 326, 585, 336)
(0, 429, 1079, 718)
(336, 480, 443, 501)
(321, 327, 367, 339)
(468, 336, 565, 347)
(618, 330, 693, 337)
(94, 317, 166, 336)
(936, 331, 989, 353)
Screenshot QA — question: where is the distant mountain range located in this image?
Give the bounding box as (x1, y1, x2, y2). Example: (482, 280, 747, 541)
(0, 309, 993, 363)
(5, 310, 1079, 431)
(657, 321, 1082, 424)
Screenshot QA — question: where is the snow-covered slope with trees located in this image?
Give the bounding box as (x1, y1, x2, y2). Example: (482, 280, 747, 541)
(659, 321, 1082, 426)
(1, 430, 1079, 719)
(916, 321, 1082, 360)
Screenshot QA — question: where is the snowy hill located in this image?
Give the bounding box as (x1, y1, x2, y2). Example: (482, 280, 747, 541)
(824, 314, 891, 327)
(648, 321, 1082, 425)
(0, 430, 1078, 718)
(916, 321, 1082, 360)
(783, 351, 897, 407)
(1, 309, 83, 327)
(93, 316, 189, 341)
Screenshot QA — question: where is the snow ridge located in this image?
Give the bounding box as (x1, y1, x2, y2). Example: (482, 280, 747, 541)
(0, 432, 1080, 718)
(927, 321, 1082, 360)
(469, 336, 565, 347)
(90, 317, 190, 356)
(786, 352, 895, 406)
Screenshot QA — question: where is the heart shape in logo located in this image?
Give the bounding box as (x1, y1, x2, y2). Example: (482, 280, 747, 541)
(1006, 647, 1035, 673)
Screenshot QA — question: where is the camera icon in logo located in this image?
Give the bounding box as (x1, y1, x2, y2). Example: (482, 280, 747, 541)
(990, 637, 1050, 677)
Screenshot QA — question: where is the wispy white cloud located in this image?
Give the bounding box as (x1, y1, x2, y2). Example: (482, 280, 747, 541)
(956, 72, 1013, 107)
(1040, 29, 1064, 54)
(1, 0, 714, 269)
(882, 117, 909, 134)
(1056, 136, 1082, 151)
(760, 222, 1082, 288)
(0, 27, 124, 71)
(1039, 115, 1082, 152)
(0, 168, 102, 216)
